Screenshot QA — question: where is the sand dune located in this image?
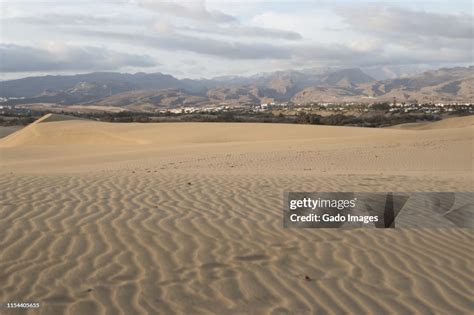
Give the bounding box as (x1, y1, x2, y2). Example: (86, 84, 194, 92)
(0, 115, 411, 147)
(0, 115, 473, 314)
(392, 115, 474, 130)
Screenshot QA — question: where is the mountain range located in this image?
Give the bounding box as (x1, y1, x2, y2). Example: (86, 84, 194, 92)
(1, 66, 472, 110)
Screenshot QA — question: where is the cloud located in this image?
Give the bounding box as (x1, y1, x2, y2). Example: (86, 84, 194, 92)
(337, 5, 473, 40)
(76, 28, 472, 68)
(77, 30, 293, 59)
(2, 13, 128, 26)
(295, 42, 473, 68)
(249, 10, 341, 42)
(330, 5, 473, 67)
(175, 24, 302, 40)
(0, 44, 157, 72)
(1, 1, 472, 78)
(5, 6, 302, 41)
(140, 1, 302, 40)
(132, 0, 237, 24)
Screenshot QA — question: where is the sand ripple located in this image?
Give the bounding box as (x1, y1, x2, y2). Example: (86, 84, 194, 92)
(1, 173, 473, 314)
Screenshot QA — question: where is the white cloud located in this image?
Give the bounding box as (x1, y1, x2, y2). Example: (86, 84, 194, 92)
(337, 5, 474, 41)
(75, 30, 293, 59)
(0, 43, 157, 72)
(174, 24, 302, 40)
(249, 10, 345, 43)
(132, 0, 237, 24)
(0, 0, 472, 78)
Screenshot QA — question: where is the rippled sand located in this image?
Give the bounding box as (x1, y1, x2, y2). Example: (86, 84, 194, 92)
(1, 114, 473, 314)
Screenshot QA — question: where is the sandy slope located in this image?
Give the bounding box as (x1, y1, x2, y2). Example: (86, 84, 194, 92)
(391, 116, 474, 130)
(0, 115, 473, 315)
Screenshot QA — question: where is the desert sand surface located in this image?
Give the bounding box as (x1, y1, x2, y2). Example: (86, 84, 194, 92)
(0, 114, 473, 315)
(391, 116, 474, 130)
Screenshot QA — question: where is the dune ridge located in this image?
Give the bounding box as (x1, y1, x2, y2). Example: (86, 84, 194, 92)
(0, 115, 473, 314)
(392, 116, 474, 130)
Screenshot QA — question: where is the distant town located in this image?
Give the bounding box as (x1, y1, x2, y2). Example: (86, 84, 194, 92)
(1, 99, 472, 129)
(1, 97, 473, 115)
(154, 100, 473, 115)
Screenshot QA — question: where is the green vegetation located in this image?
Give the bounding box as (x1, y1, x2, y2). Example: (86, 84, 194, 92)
(370, 102, 391, 111)
(0, 108, 451, 128)
(295, 112, 440, 127)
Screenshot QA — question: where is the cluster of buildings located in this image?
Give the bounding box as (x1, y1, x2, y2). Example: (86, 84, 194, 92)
(144, 101, 474, 115)
(2, 101, 473, 117)
(258, 102, 290, 110)
(0, 97, 26, 103)
(156, 105, 239, 114)
(387, 103, 473, 114)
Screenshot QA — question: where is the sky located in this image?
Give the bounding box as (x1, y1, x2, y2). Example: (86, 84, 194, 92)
(0, 0, 473, 80)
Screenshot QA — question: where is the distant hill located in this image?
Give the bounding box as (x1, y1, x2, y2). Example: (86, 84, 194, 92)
(293, 66, 473, 104)
(1, 66, 471, 110)
(356, 66, 474, 103)
(94, 89, 209, 111)
(0, 72, 185, 98)
(321, 68, 375, 87)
